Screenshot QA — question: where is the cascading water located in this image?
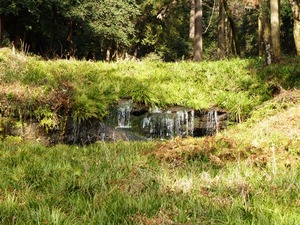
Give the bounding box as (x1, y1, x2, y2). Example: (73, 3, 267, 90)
(206, 110, 218, 135)
(65, 100, 229, 143)
(33, 99, 229, 144)
(192, 110, 227, 137)
(190, 110, 195, 136)
(116, 102, 131, 128)
(142, 107, 195, 140)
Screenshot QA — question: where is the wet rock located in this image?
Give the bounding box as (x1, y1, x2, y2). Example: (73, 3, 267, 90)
(3, 99, 229, 145)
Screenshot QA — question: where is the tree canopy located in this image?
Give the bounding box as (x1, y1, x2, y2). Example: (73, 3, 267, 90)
(0, 0, 297, 61)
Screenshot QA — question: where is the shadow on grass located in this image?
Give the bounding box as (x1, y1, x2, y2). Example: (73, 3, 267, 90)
(249, 56, 300, 91)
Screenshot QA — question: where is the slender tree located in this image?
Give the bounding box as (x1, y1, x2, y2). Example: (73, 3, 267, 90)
(190, 0, 195, 38)
(193, 0, 203, 61)
(0, 16, 2, 44)
(289, 0, 300, 55)
(261, 0, 273, 64)
(258, 10, 264, 57)
(224, 0, 241, 56)
(218, 0, 226, 59)
(271, 0, 281, 60)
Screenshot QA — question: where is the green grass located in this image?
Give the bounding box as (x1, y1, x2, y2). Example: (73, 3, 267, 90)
(0, 135, 299, 224)
(2, 48, 299, 133)
(0, 48, 275, 129)
(1, 48, 300, 224)
(1, 91, 300, 225)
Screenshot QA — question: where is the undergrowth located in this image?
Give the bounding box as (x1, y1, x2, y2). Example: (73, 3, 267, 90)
(0, 47, 277, 137)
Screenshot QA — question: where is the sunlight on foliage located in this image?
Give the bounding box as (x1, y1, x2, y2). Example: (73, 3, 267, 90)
(34, 107, 59, 132)
(72, 93, 98, 124)
(0, 48, 299, 140)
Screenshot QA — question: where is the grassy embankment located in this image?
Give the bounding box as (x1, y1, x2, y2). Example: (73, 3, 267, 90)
(0, 48, 300, 224)
(0, 47, 275, 132)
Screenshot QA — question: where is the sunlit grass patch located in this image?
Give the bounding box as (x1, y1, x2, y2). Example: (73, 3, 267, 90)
(0, 134, 300, 224)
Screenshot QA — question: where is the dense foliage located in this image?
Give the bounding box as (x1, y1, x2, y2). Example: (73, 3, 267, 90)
(0, 0, 296, 61)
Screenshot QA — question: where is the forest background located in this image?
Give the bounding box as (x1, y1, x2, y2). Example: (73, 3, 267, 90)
(0, 0, 299, 62)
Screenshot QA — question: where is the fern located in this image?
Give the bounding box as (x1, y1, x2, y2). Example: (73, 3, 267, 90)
(72, 93, 98, 124)
(34, 107, 59, 132)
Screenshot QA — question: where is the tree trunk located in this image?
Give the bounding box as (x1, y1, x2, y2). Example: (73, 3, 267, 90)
(224, 0, 241, 56)
(270, 0, 281, 60)
(226, 20, 234, 55)
(193, 0, 203, 61)
(289, 0, 300, 55)
(264, 20, 272, 65)
(106, 46, 111, 62)
(261, 0, 273, 65)
(189, 0, 195, 38)
(258, 14, 264, 57)
(218, 0, 226, 59)
(0, 16, 3, 44)
(65, 20, 73, 58)
(294, 18, 300, 54)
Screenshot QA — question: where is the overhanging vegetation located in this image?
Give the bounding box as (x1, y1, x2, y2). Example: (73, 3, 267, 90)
(0, 48, 281, 136)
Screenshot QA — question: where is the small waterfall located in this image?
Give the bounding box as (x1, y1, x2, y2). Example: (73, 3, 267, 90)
(206, 110, 218, 135)
(192, 110, 226, 137)
(101, 132, 106, 141)
(214, 110, 218, 133)
(143, 107, 194, 140)
(190, 110, 194, 136)
(150, 106, 162, 113)
(176, 110, 188, 137)
(146, 112, 169, 139)
(116, 102, 131, 128)
(165, 111, 174, 138)
(60, 101, 228, 143)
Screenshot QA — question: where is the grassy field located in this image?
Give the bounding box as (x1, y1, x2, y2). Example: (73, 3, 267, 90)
(0, 48, 300, 224)
(1, 90, 300, 224)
